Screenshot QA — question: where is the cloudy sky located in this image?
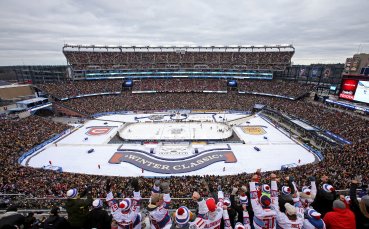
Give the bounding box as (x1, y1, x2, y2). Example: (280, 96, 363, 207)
(0, 0, 368, 66)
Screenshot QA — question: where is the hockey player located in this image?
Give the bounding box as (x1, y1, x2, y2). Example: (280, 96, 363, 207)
(105, 178, 142, 229)
(269, 174, 304, 228)
(249, 174, 277, 229)
(147, 180, 172, 229)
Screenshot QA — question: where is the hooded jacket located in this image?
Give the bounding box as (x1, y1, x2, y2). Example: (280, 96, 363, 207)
(323, 207, 356, 229)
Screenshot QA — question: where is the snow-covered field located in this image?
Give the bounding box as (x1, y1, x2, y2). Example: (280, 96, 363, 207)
(22, 112, 315, 177)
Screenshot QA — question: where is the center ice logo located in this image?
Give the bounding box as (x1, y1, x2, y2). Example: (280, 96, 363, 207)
(86, 126, 113, 136)
(242, 126, 266, 135)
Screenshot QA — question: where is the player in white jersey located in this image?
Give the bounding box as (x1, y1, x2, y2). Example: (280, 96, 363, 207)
(147, 181, 172, 229)
(269, 177, 304, 229)
(249, 174, 277, 229)
(105, 179, 142, 229)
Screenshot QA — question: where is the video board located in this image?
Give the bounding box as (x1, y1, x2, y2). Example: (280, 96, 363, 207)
(339, 79, 369, 104)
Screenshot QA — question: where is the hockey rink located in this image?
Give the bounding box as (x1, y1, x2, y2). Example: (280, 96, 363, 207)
(22, 112, 316, 177)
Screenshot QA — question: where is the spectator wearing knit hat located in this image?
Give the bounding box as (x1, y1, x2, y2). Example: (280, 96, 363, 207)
(170, 206, 204, 229)
(229, 185, 252, 228)
(303, 208, 325, 229)
(192, 186, 224, 229)
(64, 186, 93, 229)
(349, 180, 369, 229)
(105, 178, 142, 229)
(323, 199, 356, 229)
(270, 175, 304, 228)
(147, 180, 172, 229)
(311, 176, 337, 218)
(84, 199, 111, 229)
(249, 173, 277, 229)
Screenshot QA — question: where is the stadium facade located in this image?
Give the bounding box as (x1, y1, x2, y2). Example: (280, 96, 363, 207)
(62, 44, 295, 80)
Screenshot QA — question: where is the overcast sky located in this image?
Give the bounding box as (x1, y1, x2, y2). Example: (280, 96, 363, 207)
(0, 0, 368, 66)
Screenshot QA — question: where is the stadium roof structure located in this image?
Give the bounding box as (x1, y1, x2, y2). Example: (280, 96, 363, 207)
(63, 44, 295, 52)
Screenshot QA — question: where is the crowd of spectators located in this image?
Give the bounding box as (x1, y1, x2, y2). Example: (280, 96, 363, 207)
(37, 80, 122, 99)
(38, 79, 311, 99)
(132, 79, 228, 92)
(237, 80, 312, 98)
(63, 50, 294, 71)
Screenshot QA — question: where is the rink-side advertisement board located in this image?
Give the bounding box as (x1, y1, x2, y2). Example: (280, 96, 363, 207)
(108, 150, 237, 174)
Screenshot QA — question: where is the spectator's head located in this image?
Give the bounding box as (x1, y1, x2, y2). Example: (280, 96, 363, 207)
(284, 203, 297, 220)
(234, 222, 245, 229)
(223, 197, 231, 208)
(332, 199, 346, 210)
(239, 194, 249, 207)
(149, 193, 164, 208)
(66, 188, 78, 198)
(260, 194, 271, 208)
(305, 209, 325, 229)
(174, 206, 191, 226)
(206, 198, 217, 212)
(119, 198, 132, 212)
(321, 184, 335, 201)
(359, 195, 369, 218)
(50, 207, 60, 216)
(92, 199, 103, 209)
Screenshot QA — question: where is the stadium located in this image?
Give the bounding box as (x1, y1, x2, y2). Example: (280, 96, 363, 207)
(0, 2, 369, 228)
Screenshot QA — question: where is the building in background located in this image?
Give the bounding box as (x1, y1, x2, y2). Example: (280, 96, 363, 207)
(343, 53, 369, 75)
(12, 65, 68, 84)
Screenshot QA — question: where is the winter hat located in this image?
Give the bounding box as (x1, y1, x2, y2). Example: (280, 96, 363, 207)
(260, 194, 271, 208)
(175, 206, 190, 225)
(119, 198, 132, 211)
(239, 194, 249, 206)
(281, 186, 291, 195)
(67, 188, 78, 198)
(261, 184, 271, 193)
(93, 199, 103, 208)
(302, 186, 311, 195)
(306, 209, 325, 229)
(344, 196, 351, 205)
(284, 203, 296, 215)
(234, 222, 245, 229)
(223, 198, 231, 207)
(322, 184, 335, 193)
(206, 198, 217, 212)
(240, 185, 248, 192)
(332, 200, 346, 209)
(307, 209, 321, 219)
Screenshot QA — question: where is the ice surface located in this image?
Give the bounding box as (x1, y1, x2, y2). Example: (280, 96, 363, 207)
(23, 113, 316, 177)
